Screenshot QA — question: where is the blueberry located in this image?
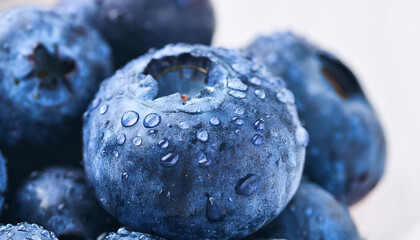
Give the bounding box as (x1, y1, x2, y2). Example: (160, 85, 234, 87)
(247, 32, 386, 205)
(0, 222, 58, 240)
(83, 44, 306, 240)
(58, 0, 215, 68)
(99, 227, 166, 240)
(0, 7, 112, 158)
(0, 151, 6, 216)
(248, 182, 361, 240)
(9, 167, 118, 240)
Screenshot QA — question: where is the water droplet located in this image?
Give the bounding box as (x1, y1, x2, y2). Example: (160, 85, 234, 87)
(161, 153, 179, 167)
(143, 113, 161, 128)
(197, 130, 209, 142)
(235, 174, 261, 196)
(296, 126, 309, 147)
(254, 89, 266, 99)
(206, 196, 226, 221)
(91, 98, 101, 109)
(122, 172, 129, 180)
(148, 129, 157, 135)
(276, 88, 295, 104)
(99, 104, 108, 115)
(249, 77, 261, 86)
(228, 78, 247, 91)
(158, 139, 169, 149)
(254, 119, 264, 131)
(116, 133, 126, 145)
(197, 152, 210, 166)
(252, 134, 263, 146)
(209, 117, 221, 126)
(121, 111, 139, 127)
(105, 94, 113, 101)
(231, 116, 245, 126)
(133, 136, 142, 146)
(234, 107, 245, 115)
(228, 90, 247, 99)
(178, 121, 190, 129)
(234, 129, 240, 134)
(112, 150, 119, 158)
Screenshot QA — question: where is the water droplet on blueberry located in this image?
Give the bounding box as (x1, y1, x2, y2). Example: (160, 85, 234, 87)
(209, 117, 221, 126)
(252, 134, 263, 146)
(228, 90, 247, 99)
(132, 136, 142, 146)
(178, 122, 190, 129)
(296, 126, 309, 147)
(161, 153, 179, 167)
(254, 119, 265, 131)
(235, 174, 261, 197)
(276, 88, 295, 104)
(254, 89, 266, 99)
(121, 111, 139, 127)
(197, 130, 209, 142)
(99, 104, 109, 115)
(143, 113, 161, 128)
(232, 116, 245, 126)
(206, 196, 226, 222)
(116, 133, 126, 145)
(158, 139, 169, 149)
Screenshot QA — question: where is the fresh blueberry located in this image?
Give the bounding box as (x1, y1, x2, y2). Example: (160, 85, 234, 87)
(0, 7, 112, 158)
(0, 222, 58, 240)
(83, 44, 306, 240)
(9, 167, 118, 240)
(247, 32, 386, 205)
(58, 0, 215, 68)
(99, 227, 166, 240)
(248, 182, 361, 240)
(0, 150, 6, 216)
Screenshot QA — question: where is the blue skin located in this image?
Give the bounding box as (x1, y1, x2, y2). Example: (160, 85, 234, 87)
(58, 0, 215, 68)
(0, 7, 112, 158)
(247, 182, 361, 240)
(0, 222, 58, 240)
(99, 227, 166, 240)
(10, 167, 118, 240)
(83, 44, 307, 240)
(247, 32, 386, 205)
(0, 151, 6, 216)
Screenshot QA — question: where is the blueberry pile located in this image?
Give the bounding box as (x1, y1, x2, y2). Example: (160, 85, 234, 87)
(0, 1, 385, 240)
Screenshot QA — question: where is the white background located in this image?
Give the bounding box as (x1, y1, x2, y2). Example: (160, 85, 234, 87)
(1, 0, 419, 239)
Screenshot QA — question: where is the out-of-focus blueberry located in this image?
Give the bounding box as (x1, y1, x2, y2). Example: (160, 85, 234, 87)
(247, 32, 386, 205)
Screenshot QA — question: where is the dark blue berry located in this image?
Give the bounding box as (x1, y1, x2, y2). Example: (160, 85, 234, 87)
(247, 32, 386, 205)
(9, 167, 118, 240)
(99, 227, 166, 240)
(0, 151, 6, 216)
(83, 44, 306, 240)
(0, 222, 58, 240)
(248, 182, 361, 240)
(0, 7, 112, 159)
(58, 0, 215, 68)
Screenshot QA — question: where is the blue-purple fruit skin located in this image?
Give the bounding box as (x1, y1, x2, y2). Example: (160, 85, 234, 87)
(83, 44, 307, 240)
(0, 150, 6, 216)
(0, 222, 58, 240)
(247, 32, 386, 205)
(59, 0, 215, 68)
(10, 167, 118, 240)
(248, 182, 361, 240)
(100, 227, 166, 240)
(0, 7, 112, 156)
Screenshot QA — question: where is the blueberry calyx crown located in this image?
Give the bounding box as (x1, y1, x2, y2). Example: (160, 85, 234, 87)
(143, 53, 211, 102)
(24, 43, 76, 98)
(319, 51, 363, 99)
